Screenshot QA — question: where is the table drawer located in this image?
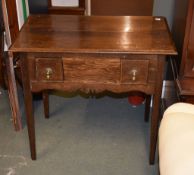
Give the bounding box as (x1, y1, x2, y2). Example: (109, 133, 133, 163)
(63, 57, 120, 83)
(35, 58, 63, 81)
(121, 60, 149, 84)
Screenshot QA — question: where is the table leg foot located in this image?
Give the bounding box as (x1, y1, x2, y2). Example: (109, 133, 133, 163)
(21, 57, 37, 160)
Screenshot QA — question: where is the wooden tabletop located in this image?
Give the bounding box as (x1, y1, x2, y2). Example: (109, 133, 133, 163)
(10, 15, 177, 55)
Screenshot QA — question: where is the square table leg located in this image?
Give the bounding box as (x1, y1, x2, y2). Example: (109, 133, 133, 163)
(20, 56, 36, 160)
(149, 57, 165, 164)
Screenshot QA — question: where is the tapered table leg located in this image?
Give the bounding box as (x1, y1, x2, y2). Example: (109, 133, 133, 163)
(43, 91, 49, 119)
(144, 95, 151, 122)
(149, 57, 165, 165)
(20, 56, 36, 160)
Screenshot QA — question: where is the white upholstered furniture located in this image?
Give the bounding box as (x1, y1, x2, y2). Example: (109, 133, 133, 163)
(159, 103, 194, 175)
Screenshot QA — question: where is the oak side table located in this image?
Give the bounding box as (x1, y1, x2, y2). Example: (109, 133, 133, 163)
(8, 15, 177, 164)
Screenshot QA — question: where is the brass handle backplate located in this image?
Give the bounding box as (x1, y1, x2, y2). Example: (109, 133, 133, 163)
(130, 69, 138, 81)
(46, 68, 53, 80)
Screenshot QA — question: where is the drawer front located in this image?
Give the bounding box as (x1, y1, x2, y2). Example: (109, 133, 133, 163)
(121, 59, 149, 84)
(36, 58, 63, 81)
(63, 57, 120, 83)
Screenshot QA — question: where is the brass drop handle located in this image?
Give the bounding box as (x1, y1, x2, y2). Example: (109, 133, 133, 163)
(46, 68, 53, 80)
(131, 69, 137, 81)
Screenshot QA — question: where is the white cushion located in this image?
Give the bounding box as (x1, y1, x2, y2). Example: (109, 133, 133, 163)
(159, 103, 194, 175)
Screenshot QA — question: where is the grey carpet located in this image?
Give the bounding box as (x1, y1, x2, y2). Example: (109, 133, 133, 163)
(0, 88, 158, 175)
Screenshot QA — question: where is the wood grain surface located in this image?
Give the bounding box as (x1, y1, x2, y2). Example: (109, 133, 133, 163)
(10, 15, 177, 55)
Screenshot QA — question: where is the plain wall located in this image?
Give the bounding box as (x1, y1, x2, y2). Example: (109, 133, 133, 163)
(153, 0, 175, 29)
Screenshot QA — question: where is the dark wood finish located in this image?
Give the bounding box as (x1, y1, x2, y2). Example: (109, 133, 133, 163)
(173, 0, 194, 101)
(1, 0, 50, 130)
(144, 95, 151, 122)
(36, 58, 64, 81)
(48, 0, 85, 15)
(149, 57, 165, 164)
(64, 57, 120, 83)
(0, 3, 5, 88)
(6, 52, 22, 131)
(179, 0, 194, 76)
(2, 0, 19, 44)
(91, 0, 154, 16)
(46, 0, 86, 123)
(20, 56, 36, 160)
(10, 15, 176, 54)
(43, 91, 49, 119)
(121, 60, 149, 84)
(8, 15, 177, 163)
(1, 0, 22, 130)
(0, 34, 4, 88)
